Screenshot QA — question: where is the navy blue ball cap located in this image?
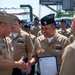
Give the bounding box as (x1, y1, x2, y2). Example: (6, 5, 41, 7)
(41, 13, 56, 26)
(34, 17, 39, 21)
(61, 19, 66, 23)
(20, 20, 25, 24)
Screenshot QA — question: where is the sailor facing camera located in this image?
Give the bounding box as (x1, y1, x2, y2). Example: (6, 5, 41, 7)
(57, 19, 71, 38)
(26, 13, 70, 75)
(30, 17, 41, 37)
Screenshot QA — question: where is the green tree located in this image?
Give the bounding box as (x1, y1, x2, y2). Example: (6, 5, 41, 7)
(56, 11, 75, 18)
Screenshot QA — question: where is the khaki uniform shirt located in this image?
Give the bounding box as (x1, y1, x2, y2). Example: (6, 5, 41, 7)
(30, 25, 41, 37)
(0, 37, 13, 75)
(37, 30, 43, 37)
(9, 29, 33, 61)
(32, 33, 70, 71)
(59, 41, 75, 75)
(29, 33, 36, 45)
(68, 34, 75, 43)
(57, 29, 71, 38)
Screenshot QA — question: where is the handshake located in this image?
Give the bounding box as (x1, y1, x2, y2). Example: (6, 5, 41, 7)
(15, 56, 59, 75)
(14, 56, 31, 74)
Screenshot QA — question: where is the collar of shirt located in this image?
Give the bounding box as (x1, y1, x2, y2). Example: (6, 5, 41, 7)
(34, 26, 38, 29)
(62, 30, 65, 32)
(47, 36, 54, 43)
(12, 33, 18, 38)
(3, 38, 6, 42)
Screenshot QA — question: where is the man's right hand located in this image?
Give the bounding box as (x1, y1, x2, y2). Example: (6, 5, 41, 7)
(14, 56, 27, 72)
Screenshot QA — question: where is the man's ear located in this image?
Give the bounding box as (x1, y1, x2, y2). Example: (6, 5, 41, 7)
(52, 25, 56, 30)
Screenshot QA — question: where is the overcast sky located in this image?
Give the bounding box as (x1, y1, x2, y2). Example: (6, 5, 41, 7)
(0, 0, 57, 19)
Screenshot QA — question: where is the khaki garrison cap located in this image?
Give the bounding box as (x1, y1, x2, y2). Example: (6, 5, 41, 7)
(7, 13, 19, 24)
(0, 12, 18, 24)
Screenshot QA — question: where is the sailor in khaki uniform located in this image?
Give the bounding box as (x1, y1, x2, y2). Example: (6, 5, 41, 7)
(0, 12, 29, 75)
(23, 24, 36, 75)
(0, 37, 13, 75)
(59, 40, 75, 75)
(68, 24, 75, 43)
(19, 21, 36, 45)
(30, 17, 41, 37)
(69, 15, 75, 43)
(8, 19, 33, 75)
(19, 20, 25, 30)
(23, 24, 36, 45)
(69, 34, 75, 43)
(27, 14, 70, 75)
(9, 29, 33, 61)
(57, 19, 71, 38)
(37, 30, 43, 37)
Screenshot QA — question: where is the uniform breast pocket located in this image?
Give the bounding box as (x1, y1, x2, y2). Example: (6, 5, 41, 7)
(15, 43, 25, 50)
(37, 48, 45, 54)
(0, 48, 8, 59)
(54, 44, 62, 53)
(17, 38, 25, 45)
(17, 42, 25, 46)
(0, 46, 7, 54)
(37, 49, 46, 57)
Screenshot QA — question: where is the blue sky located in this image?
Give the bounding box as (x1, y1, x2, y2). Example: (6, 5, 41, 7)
(0, 0, 56, 19)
